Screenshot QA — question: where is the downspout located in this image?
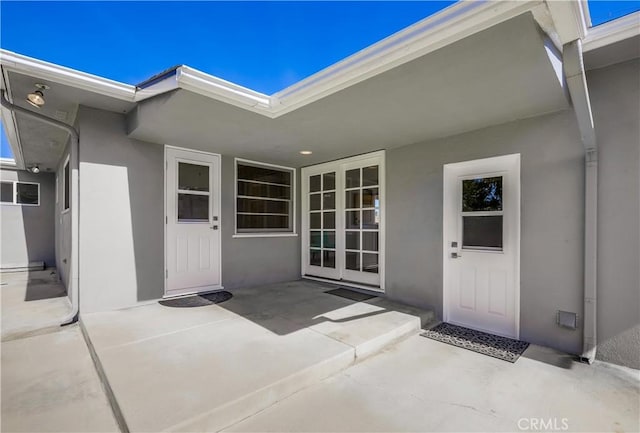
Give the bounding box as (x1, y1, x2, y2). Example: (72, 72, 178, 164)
(563, 40, 598, 363)
(1, 91, 80, 326)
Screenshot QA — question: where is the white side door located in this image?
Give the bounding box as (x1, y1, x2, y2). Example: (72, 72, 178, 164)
(443, 154, 520, 338)
(165, 146, 222, 297)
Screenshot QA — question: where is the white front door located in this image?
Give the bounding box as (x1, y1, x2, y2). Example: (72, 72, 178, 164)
(302, 151, 385, 290)
(165, 146, 222, 297)
(443, 154, 520, 338)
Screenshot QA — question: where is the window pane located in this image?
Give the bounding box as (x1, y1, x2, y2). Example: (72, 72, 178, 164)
(345, 169, 360, 188)
(345, 190, 360, 209)
(323, 251, 335, 268)
(362, 188, 378, 208)
(346, 210, 360, 229)
(310, 212, 321, 229)
(238, 181, 290, 200)
(310, 193, 321, 211)
(0, 182, 13, 203)
(345, 251, 360, 271)
(310, 249, 321, 266)
(310, 175, 321, 192)
(323, 192, 335, 210)
(323, 211, 335, 229)
(346, 231, 359, 250)
(64, 162, 70, 210)
(310, 231, 321, 248)
(16, 183, 38, 205)
(462, 176, 502, 212)
(238, 214, 289, 229)
(362, 209, 379, 229)
(323, 172, 335, 191)
(237, 198, 288, 214)
(178, 162, 209, 192)
(178, 194, 209, 221)
(362, 165, 378, 186)
(362, 253, 379, 274)
(323, 231, 335, 249)
(462, 215, 503, 249)
(362, 232, 378, 252)
(239, 164, 291, 185)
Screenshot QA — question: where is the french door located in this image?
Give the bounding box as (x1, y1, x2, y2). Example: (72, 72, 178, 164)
(302, 151, 384, 290)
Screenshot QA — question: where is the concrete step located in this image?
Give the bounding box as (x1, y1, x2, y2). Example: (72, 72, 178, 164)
(80, 281, 434, 432)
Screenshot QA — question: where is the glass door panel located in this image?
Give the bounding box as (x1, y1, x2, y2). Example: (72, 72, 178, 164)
(307, 171, 338, 279)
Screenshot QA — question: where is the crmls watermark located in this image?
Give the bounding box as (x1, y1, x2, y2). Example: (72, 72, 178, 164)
(517, 417, 570, 432)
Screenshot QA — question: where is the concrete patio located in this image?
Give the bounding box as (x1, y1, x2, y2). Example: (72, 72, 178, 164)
(81, 280, 434, 432)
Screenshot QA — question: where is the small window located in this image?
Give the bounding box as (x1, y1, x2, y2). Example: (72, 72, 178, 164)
(0, 181, 39, 205)
(236, 159, 295, 233)
(461, 176, 503, 251)
(63, 158, 70, 211)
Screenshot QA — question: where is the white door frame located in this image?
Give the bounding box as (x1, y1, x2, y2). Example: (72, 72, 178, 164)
(164, 145, 223, 297)
(301, 150, 386, 292)
(442, 153, 521, 338)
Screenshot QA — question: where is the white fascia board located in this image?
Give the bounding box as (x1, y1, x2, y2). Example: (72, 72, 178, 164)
(583, 11, 640, 51)
(270, 0, 544, 116)
(545, 0, 589, 45)
(1, 67, 25, 170)
(0, 49, 136, 101)
(176, 66, 273, 115)
(134, 73, 180, 102)
(0, 157, 17, 168)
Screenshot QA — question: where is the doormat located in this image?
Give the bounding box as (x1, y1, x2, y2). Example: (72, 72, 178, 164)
(325, 288, 377, 302)
(421, 322, 529, 363)
(159, 291, 232, 308)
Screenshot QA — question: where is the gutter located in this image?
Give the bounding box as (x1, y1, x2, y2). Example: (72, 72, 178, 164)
(563, 39, 598, 363)
(0, 91, 80, 326)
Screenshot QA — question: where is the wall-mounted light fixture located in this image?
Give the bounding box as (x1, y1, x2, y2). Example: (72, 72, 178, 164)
(26, 83, 49, 108)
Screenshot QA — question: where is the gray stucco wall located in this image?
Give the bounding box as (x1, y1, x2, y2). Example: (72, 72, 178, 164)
(0, 168, 56, 268)
(77, 106, 300, 313)
(386, 109, 585, 355)
(587, 59, 640, 369)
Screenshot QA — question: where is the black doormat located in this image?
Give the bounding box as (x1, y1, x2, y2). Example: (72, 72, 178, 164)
(325, 288, 377, 302)
(421, 322, 529, 363)
(159, 291, 232, 308)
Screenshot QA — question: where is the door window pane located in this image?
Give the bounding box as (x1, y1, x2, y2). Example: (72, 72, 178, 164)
(362, 253, 379, 273)
(346, 231, 360, 250)
(345, 169, 360, 188)
(345, 190, 360, 209)
(362, 165, 378, 186)
(346, 211, 360, 229)
(323, 251, 335, 268)
(178, 194, 209, 221)
(362, 210, 379, 229)
(16, 183, 39, 205)
(64, 162, 70, 210)
(323, 231, 335, 249)
(323, 211, 335, 229)
(310, 231, 322, 248)
(310, 212, 321, 229)
(362, 188, 378, 208)
(179, 163, 209, 192)
(310, 249, 321, 266)
(345, 251, 360, 271)
(462, 177, 502, 212)
(362, 232, 378, 252)
(462, 216, 503, 249)
(1, 182, 12, 203)
(323, 192, 335, 210)
(323, 172, 335, 191)
(310, 193, 321, 211)
(310, 175, 321, 192)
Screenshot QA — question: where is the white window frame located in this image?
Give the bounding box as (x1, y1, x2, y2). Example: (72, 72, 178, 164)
(62, 155, 70, 213)
(233, 158, 297, 238)
(0, 180, 40, 206)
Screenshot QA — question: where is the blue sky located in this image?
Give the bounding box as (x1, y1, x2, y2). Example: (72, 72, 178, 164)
(1, 1, 638, 159)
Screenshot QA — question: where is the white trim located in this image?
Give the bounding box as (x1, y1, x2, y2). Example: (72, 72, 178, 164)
(234, 157, 297, 236)
(583, 11, 640, 52)
(164, 145, 223, 297)
(163, 284, 225, 299)
(0, 157, 16, 167)
(1, 67, 26, 170)
(442, 154, 521, 339)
